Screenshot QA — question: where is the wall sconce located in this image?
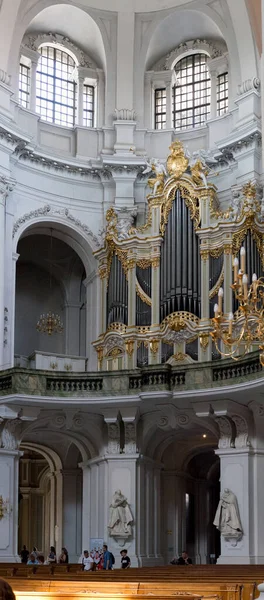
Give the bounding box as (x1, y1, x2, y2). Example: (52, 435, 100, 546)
(0, 496, 11, 520)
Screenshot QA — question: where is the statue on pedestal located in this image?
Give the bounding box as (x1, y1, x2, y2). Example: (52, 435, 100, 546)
(213, 488, 243, 544)
(108, 490, 133, 545)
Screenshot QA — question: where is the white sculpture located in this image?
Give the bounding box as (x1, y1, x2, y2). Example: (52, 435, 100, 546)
(230, 193, 242, 220)
(108, 490, 133, 542)
(116, 208, 137, 239)
(143, 159, 167, 195)
(213, 488, 243, 544)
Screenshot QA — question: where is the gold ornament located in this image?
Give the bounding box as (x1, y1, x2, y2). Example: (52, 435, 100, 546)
(166, 140, 189, 178)
(149, 339, 159, 354)
(199, 333, 210, 351)
(125, 339, 135, 357)
(191, 160, 209, 187)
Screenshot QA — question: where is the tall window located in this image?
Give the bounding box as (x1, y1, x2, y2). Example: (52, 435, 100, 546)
(19, 63, 30, 109)
(173, 53, 211, 131)
(217, 72, 228, 116)
(155, 88, 166, 130)
(83, 85, 95, 127)
(36, 45, 77, 127)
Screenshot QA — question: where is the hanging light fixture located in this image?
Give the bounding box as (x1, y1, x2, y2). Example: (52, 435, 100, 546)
(210, 245, 264, 366)
(36, 229, 64, 336)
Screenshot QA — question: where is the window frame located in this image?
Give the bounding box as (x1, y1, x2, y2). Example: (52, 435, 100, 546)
(36, 45, 77, 128)
(154, 87, 166, 130)
(172, 53, 211, 131)
(19, 62, 31, 110)
(83, 84, 95, 128)
(217, 71, 228, 117)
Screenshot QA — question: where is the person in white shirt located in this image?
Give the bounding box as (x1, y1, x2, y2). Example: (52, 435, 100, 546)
(82, 550, 94, 571)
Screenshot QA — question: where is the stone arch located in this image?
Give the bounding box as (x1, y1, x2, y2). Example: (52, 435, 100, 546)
(13, 213, 98, 277)
(135, 2, 257, 125)
(7, 1, 108, 80)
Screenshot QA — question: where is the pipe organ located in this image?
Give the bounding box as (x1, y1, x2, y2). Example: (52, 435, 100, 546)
(94, 141, 264, 371)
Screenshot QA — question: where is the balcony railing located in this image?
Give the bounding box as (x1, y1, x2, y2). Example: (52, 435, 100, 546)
(0, 352, 262, 398)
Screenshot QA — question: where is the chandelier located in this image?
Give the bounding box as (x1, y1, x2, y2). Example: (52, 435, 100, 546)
(210, 246, 264, 366)
(36, 312, 63, 336)
(36, 230, 64, 336)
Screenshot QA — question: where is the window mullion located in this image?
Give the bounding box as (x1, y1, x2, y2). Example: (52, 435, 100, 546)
(53, 47, 56, 124)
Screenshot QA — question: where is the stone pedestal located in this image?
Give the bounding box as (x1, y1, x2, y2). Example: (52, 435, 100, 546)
(215, 448, 255, 564)
(80, 452, 163, 567)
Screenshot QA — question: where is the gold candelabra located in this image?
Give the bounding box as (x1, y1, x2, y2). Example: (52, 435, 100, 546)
(211, 246, 264, 366)
(36, 312, 63, 336)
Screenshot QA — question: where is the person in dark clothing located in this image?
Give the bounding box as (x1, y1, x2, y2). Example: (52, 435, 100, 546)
(176, 551, 192, 565)
(120, 549, 130, 569)
(20, 545, 29, 564)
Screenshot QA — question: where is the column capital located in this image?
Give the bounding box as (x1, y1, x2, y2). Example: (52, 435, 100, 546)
(0, 176, 16, 206)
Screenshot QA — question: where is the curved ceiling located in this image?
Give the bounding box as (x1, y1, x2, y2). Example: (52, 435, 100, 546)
(26, 4, 106, 69)
(146, 8, 225, 70)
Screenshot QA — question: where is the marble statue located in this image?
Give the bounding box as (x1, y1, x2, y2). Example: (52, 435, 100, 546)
(143, 159, 167, 195)
(108, 490, 133, 540)
(213, 488, 243, 542)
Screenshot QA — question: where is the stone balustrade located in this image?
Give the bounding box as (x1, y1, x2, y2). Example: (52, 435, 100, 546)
(0, 352, 262, 398)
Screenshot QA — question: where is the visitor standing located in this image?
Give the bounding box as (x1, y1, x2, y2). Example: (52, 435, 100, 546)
(20, 545, 29, 564)
(103, 544, 112, 570)
(120, 550, 130, 569)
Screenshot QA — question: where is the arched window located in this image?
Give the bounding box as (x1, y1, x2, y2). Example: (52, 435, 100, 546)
(36, 45, 77, 127)
(19, 42, 96, 128)
(172, 53, 211, 131)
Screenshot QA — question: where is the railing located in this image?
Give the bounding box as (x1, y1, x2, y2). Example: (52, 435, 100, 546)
(0, 352, 262, 398)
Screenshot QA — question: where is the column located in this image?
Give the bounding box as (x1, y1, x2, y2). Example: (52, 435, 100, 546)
(0, 449, 21, 562)
(49, 473, 56, 548)
(0, 417, 23, 562)
(77, 75, 84, 126)
(96, 69, 105, 128)
(55, 470, 63, 554)
(84, 271, 98, 371)
(116, 11, 134, 111)
(80, 464, 91, 551)
(151, 254, 160, 326)
(137, 457, 163, 566)
(127, 259, 136, 327)
(144, 72, 153, 130)
(62, 469, 82, 562)
(0, 179, 7, 368)
(30, 59, 38, 112)
(164, 70, 175, 129)
(112, 169, 138, 207)
(199, 251, 212, 362)
(19, 489, 31, 550)
(9, 253, 19, 370)
(209, 70, 217, 120)
(64, 302, 82, 356)
(195, 481, 208, 564)
(215, 447, 253, 564)
(98, 263, 107, 335)
(223, 245, 233, 314)
(0, 177, 15, 369)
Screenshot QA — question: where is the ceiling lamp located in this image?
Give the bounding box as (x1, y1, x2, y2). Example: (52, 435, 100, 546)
(36, 230, 64, 336)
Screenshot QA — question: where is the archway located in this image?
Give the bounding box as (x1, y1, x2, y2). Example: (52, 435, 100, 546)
(13, 219, 97, 369)
(19, 443, 63, 560)
(161, 438, 220, 565)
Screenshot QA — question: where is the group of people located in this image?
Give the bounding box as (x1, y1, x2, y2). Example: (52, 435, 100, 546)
(20, 544, 131, 570)
(81, 545, 130, 570)
(20, 545, 69, 565)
